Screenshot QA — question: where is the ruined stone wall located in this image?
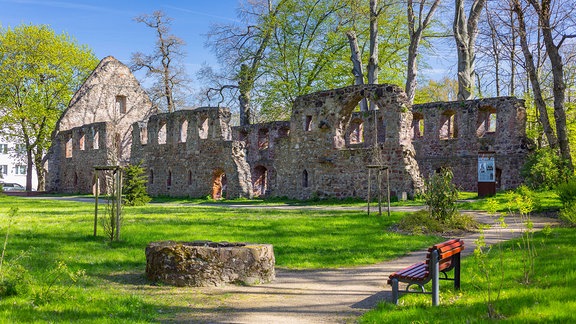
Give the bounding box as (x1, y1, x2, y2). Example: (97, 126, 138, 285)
(233, 122, 291, 197)
(48, 56, 155, 193)
(412, 97, 531, 191)
(55, 56, 155, 165)
(47, 122, 111, 193)
(273, 84, 424, 199)
(131, 107, 252, 198)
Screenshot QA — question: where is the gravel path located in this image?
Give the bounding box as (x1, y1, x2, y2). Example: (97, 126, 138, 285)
(169, 212, 557, 324)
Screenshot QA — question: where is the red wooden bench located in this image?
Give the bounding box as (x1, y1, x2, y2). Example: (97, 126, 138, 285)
(388, 238, 464, 306)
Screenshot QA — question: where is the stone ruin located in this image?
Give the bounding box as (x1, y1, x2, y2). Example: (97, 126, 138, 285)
(47, 56, 532, 199)
(145, 241, 275, 287)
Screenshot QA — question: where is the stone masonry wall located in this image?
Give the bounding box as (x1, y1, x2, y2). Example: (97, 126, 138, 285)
(273, 84, 424, 199)
(131, 107, 252, 199)
(412, 97, 532, 191)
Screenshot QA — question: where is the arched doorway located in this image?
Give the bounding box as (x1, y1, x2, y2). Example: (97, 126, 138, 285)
(212, 168, 227, 199)
(253, 166, 268, 197)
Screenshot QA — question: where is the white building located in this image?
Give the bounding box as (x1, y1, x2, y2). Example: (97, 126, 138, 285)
(0, 135, 38, 189)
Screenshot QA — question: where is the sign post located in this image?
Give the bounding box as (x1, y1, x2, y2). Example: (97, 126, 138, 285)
(478, 152, 496, 197)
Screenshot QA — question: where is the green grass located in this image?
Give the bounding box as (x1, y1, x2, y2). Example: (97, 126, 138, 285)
(360, 228, 576, 323)
(457, 189, 561, 212)
(0, 195, 440, 322)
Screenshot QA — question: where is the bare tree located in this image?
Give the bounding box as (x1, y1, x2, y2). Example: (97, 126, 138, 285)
(453, 0, 487, 100)
(346, 30, 368, 111)
(526, 0, 574, 168)
(203, 0, 286, 125)
(405, 0, 441, 103)
(511, 0, 558, 150)
(367, 0, 380, 86)
(131, 11, 189, 113)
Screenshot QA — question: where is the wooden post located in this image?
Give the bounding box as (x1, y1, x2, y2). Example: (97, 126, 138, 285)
(377, 169, 382, 216)
(386, 167, 391, 217)
(115, 168, 122, 241)
(367, 168, 372, 216)
(93, 171, 99, 237)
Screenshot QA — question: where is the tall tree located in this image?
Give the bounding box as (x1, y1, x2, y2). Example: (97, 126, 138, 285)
(405, 0, 441, 103)
(131, 10, 189, 113)
(526, 0, 573, 168)
(453, 0, 487, 100)
(511, 0, 558, 149)
(203, 0, 287, 125)
(0, 24, 98, 191)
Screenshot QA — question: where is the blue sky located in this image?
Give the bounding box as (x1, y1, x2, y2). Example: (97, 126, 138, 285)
(0, 0, 240, 87)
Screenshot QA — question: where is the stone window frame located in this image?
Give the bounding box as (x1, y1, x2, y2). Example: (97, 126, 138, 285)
(187, 170, 193, 186)
(65, 136, 73, 158)
(439, 110, 457, 140)
(302, 169, 309, 188)
(199, 117, 210, 139)
(253, 165, 268, 197)
(347, 118, 365, 145)
(412, 113, 424, 139)
(93, 130, 100, 150)
(158, 121, 167, 145)
(304, 115, 313, 131)
(476, 106, 497, 137)
(179, 119, 188, 143)
(79, 132, 86, 151)
(149, 169, 154, 185)
(167, 169, 172, 188)
(116, 95, 127, 114)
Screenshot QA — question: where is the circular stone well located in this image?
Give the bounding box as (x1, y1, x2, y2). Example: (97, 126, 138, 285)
(145, 241, 275, 287)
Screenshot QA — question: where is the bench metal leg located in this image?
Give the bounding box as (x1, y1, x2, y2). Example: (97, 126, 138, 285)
(454, 253, 461, 290)
(391, 278, 399, 304)
(431, 250, 440, 306)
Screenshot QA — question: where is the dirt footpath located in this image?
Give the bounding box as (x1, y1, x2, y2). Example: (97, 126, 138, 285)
(170, 213, 557, 324)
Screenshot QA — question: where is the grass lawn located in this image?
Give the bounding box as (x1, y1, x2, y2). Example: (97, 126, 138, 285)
(0, 195, 439, 323)
(360, 227, 576, 323)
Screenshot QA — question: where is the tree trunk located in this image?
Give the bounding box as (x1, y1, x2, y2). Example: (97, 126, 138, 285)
(405, 0, 440, 104)
(453, 0, 486, 100)
(528, 0, 573, 169)
(238, 65, 252, 126)
(346, 31, 368, 111)
(511, 0, 558, 149)
(26, 148, 33, 192)
(367, 0, 379, 86)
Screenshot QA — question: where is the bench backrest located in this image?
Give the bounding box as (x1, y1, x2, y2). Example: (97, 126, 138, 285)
(426, 239, 464, 272)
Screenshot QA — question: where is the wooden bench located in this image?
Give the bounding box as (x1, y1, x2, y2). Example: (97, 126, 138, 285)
(388, 239, 464, 306)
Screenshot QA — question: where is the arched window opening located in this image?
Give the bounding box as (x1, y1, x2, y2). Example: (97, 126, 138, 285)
(199, 118, 209, 139)
(302, 169, 309, 188)
(167, 169, 172, 188)
(258, 129, 269, 150)
(253, 166, 268, 197)
(412, 113, 424, 139)
(149, 169, 154, 185)
(158, 122, 167, 144)
(73, 172, 78, 187)
(179, 119, 188, 143)
(440, 110, 457, 139)
(188, 170, 193, 186)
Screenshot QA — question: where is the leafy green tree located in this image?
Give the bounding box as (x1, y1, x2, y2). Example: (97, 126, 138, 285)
(0, 24, 98, 191)
(122, 163, 151, 206)
(521, 147, 572, 190)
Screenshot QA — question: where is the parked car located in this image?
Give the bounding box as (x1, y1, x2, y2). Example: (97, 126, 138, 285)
(0, 182, 26, 191)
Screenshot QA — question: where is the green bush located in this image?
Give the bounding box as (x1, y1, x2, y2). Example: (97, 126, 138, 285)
(423, 168, 459, 222)
(397, 210, 478, 235)
(521, 148, 572, 190)
(555, 178, 576, 206)
(559, 201, 576, 226)
(122, 162, 151, 206)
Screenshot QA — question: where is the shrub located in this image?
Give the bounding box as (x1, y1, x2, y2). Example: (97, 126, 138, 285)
(521, 148, 572, 190)
(555, 178, 576, 206)
(423, 168, 459, 222)
(559, 201, 576, 227)
(123, 162, 151, 206)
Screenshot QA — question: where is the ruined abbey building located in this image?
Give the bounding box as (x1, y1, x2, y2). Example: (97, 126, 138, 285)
(48, 56, 532, 199)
